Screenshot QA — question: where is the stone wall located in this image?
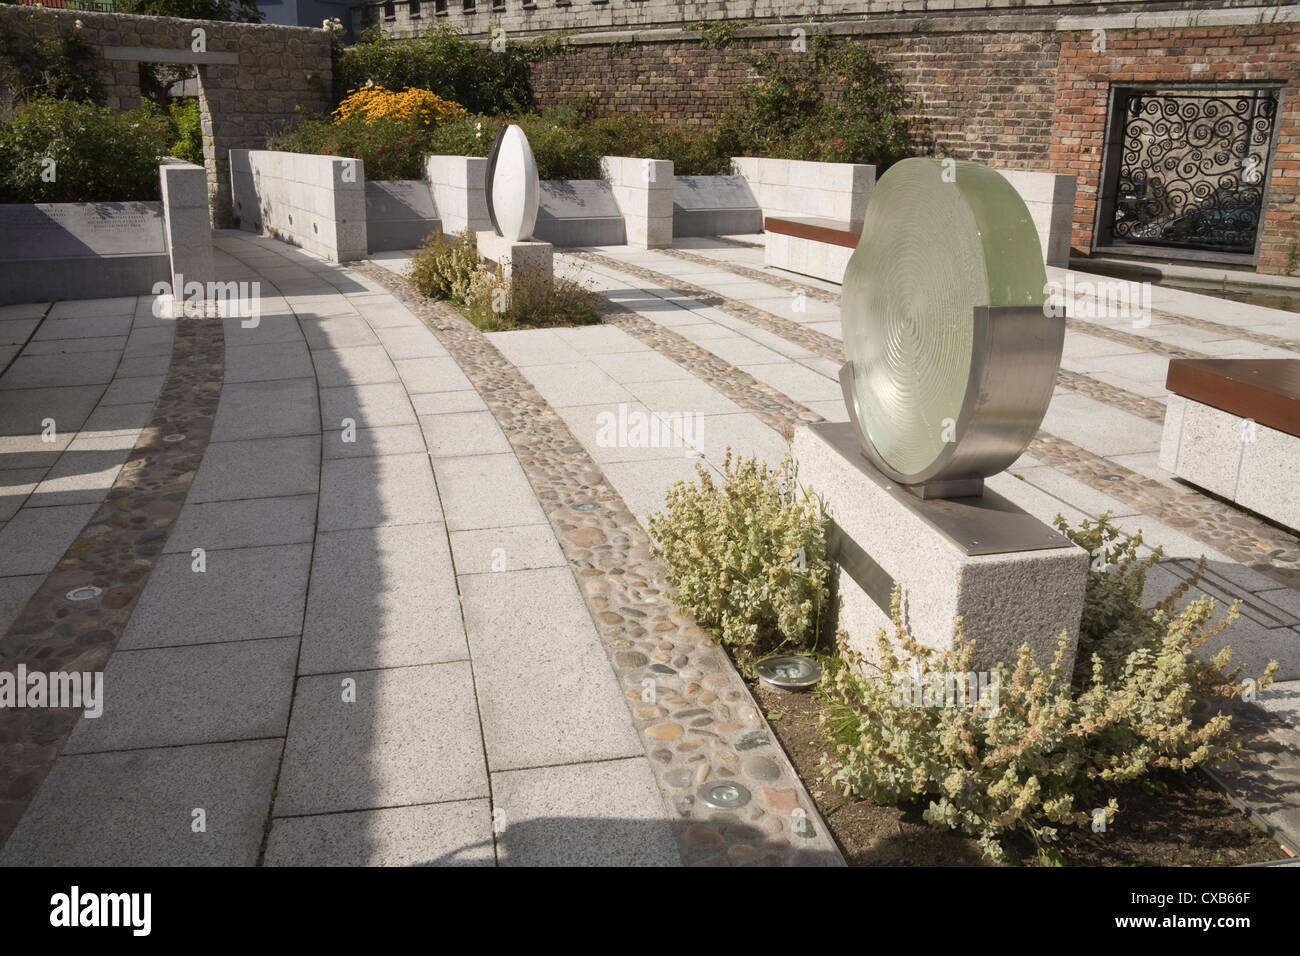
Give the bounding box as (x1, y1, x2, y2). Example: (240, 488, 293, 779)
(352, 0, 1258, 41)
(230, 150, 368, 261)
(0, 5, 333, 226)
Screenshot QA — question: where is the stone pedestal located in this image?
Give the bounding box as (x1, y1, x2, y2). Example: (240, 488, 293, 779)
(793, 423, 1088, 673)
(476, 231, 553, 294)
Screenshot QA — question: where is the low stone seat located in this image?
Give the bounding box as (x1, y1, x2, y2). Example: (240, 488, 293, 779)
(763, 216, 862, 284)
(1160, 358, 1300, 532)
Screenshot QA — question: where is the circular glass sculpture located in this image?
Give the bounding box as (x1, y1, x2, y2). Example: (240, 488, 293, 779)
(840, 158, 1058, 489)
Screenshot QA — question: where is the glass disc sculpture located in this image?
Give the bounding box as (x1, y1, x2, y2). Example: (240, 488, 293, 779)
(840, 158, 1059, 492)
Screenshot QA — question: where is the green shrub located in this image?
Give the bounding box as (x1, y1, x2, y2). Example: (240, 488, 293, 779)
(718, 38, 916, 168)
(425, 115, 602, 181)
(461, 266, 602, 333)
(167, 98, 204, 165)
(820, 516, 1278, 863)
(271, 113, 429, 181)
(408, 228, 600, 332)
(0, 98, 171, 202)
(648, 453, 830, 659)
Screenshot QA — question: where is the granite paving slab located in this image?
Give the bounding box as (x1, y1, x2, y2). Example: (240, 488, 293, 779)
(264, 800, 496, 867)
(300, 522, 466, 674)
(0, 740, 281, 866)
(272, 662, 489, 817)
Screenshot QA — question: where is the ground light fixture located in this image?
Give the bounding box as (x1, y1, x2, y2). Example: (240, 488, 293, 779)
(65, 586, 103, 602)
(697, 781, 751, 810)
(755, 654, 823, 690)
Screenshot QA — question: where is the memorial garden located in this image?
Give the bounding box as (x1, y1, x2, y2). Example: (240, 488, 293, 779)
(0, 0, 1298, 873)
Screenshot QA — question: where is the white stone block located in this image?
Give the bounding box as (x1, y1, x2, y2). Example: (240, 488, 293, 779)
(1236, 422, 1300, 532)
(1158, 394, 1185, 473)
(1174, 398, 1244, 500)
(645, 216, 673, 248)
(476, 231, 553, 288)
(794, 424, 1088, 672)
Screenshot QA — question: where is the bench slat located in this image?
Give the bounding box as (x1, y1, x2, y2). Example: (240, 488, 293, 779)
(764, 216, 861, 249)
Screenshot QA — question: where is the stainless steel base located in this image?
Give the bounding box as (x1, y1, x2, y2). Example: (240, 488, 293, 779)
(810, 421, 1074, 557)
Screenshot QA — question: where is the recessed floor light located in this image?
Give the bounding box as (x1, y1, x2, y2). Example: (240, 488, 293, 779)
(66, 586, 102, 602)
(755, 655, 823, 689)
(698, 781, 750, 810)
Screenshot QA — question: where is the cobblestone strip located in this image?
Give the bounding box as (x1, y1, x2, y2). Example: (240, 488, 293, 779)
(592, 299, 824, 436)
(1144, 306, 1299, 352)
(659, 247, 840, 305)
(1055, 368, 1167, 424)
(662, 247, 1299, 354)
(580, 254, 1299, 582)
(1063, 317, 1209, 360)
(708, 236, 765, 250)
(0, 309, 225, 845)
(588, 250, 1166, 423)
(1026, 432, 1300, 585)
(350, 261, 842, 867)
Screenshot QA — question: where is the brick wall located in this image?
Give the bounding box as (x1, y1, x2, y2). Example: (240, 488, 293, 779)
(528, 12, 1300, 274)
(530, 28, 1062, 168)
(1052, 24, 1300, 273)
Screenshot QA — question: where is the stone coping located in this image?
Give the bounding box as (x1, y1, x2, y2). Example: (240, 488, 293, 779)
(462, 6, 1299, 46)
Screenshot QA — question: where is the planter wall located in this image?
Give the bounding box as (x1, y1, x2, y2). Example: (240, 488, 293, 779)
(0, 160, 212, 306)
(732, 157, 876, 226)
(230, 150, 367, 262)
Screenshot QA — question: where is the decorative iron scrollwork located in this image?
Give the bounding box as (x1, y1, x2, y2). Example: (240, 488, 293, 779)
(1111, 90, 1277, 255)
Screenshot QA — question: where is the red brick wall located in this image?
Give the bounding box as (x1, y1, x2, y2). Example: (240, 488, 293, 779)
(1052, 25, 1300, 273)
(530, 30, 1061, 168)
(531, 22, 1300, 274)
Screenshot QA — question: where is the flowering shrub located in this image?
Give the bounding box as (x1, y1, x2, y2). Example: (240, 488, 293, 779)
(333, 85, 467, 129)
(334, 24, 539, 116)
(408, 229, 482, 303)
(271, 112, 431, 180)
(820, 516, 1278, 863)
(649, 453, 829, 659)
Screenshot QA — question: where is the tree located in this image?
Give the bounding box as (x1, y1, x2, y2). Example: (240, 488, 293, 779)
(114, 0, 264, 22)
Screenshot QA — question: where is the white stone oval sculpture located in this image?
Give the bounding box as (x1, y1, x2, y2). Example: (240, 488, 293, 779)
(486, 124, 539, 242)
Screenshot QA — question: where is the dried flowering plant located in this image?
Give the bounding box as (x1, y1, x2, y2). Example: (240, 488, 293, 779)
(820, 516, 1277, 863)
(649, 452, 830, 660)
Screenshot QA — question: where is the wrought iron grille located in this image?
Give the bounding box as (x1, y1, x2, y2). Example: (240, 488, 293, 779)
(1110, 89, 1278, 255)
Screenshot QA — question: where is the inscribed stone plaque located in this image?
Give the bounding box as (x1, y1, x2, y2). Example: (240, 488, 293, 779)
(672, 176, 758, 211)
(364, 181, 438, 222)
(534, 180, 625, 246)
(0, 203, 166, 260)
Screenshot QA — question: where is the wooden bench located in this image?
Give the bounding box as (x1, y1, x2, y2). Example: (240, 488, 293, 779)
(764, 216, 862, 284)
(1159, 358, 1300, 532)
